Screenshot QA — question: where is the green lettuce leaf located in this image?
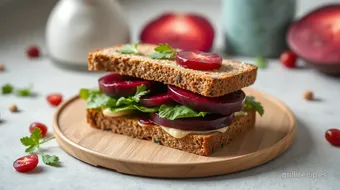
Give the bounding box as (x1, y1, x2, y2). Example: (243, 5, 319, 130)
(110, 104, 159, 113)
(158, 104, 208, 120)
(243, 96, 264, 116)
(79, 85, 150, 110)
(79, 88, 116, 109)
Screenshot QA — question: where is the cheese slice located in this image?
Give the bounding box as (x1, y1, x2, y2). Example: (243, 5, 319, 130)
(234, 111, 248, 117)
(137, 121, 229, 139)
(102, 108, 134, 117)
(160, 125, 229, 138)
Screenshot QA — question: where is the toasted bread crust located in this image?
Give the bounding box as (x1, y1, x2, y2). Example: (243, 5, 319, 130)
(88, 44, 257, 97)
(86, 109, 256, 156)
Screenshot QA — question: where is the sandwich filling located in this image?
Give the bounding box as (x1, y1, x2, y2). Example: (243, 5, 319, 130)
(79, 73, 263, 138)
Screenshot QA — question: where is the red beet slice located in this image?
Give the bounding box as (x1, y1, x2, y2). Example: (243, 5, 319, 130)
(140, 93, 175, 107)
(140, 13, 215, 51)
(176, 51, 222, 71)
(99, 73, 155, 97)
(287, 4, 340, 64)
(168, 85, 245, 115)
(150, 113, 233, 131)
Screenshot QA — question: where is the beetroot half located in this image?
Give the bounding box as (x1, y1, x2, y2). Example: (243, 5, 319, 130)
(287, 4, 340, 75)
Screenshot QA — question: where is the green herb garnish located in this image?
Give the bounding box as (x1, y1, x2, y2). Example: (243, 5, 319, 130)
(42, 154, 59, 166)
(1, 83, 13, 94)
(16, 88, 31, 97)
(244, 96, 264, 116)
(149, 43, 176, 59)
(115, 85, 150, 106)
(20, 128, 59, 166)
(255, 56, 267, 69)
(118, 43, 139, 54)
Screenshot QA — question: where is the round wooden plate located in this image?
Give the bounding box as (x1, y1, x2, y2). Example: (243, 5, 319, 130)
(53, 88, 296, 178)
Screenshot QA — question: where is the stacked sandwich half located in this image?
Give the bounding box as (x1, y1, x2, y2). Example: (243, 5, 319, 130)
(80, 43, 263, 156)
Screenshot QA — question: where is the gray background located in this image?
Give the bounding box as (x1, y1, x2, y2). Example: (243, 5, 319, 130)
(1, 0, 340, 190)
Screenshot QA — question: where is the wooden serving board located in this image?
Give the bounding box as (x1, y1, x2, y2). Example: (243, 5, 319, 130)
(53, 88, 296, 178)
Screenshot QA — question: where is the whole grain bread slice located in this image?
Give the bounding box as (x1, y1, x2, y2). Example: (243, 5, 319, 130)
(88, 44, 257, 97)
(86, 109, 256, 156)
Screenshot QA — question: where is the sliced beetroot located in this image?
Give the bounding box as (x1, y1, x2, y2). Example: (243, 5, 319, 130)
(100, 73, 135, 81)
(168, 85, 245, 115)
(99, 73, 155, 97)
(140, 93, 175, 107)
(176, 51, 222, 71)
(150, 113, 233, 131)
(287, 4, 340, 64)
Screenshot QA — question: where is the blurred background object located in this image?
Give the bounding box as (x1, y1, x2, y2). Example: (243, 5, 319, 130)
(287, 4, 340, 75)
(140, 13, 215, 52)
(1, 0, 340, 75)
(222, 0, 296, 58)
(46, 0, 130, 68)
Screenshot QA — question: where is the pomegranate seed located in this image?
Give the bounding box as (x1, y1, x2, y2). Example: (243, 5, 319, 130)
(29, 122, 48, 137)
(47, 93, 63, 107)
(325, 129, 340, 146)
(13, 154, 39, 173)
(280, 51, 297, 68)
(176, 51, 222, 71)
(26, 46, 40, 58)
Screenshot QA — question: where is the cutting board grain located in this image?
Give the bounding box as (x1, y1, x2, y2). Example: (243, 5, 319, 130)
(53, 88, 296, 178)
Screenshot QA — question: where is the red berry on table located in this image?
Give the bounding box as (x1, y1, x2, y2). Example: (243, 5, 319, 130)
(176, 51, 222, 71)
(26, 46, 40, 58)
(325, 129, 340, 146)
(280, 51, 297, 68)
(13, 154, 39, 173)
(47, 93, 63, 107)
(29, 122, 48, 137)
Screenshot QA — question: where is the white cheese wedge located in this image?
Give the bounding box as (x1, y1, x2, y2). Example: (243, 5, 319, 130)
(102, 108, 134, 117)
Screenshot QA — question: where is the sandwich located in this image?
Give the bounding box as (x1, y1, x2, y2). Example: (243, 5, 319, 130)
(79, 43, 264, 156)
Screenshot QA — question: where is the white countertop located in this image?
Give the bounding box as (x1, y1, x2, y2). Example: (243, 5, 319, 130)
(0, 0, 339, 189)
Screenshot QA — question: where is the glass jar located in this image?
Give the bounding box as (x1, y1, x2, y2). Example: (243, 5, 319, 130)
(222, 0, 296, 57)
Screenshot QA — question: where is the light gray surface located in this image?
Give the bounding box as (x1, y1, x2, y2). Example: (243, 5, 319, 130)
(0, 0, 340, 190)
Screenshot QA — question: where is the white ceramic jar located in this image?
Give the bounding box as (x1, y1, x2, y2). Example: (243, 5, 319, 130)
(46, 0, 130, 68)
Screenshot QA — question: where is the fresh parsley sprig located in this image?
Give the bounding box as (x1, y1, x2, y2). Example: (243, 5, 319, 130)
(118, 43, 139, 54)
(244, 96, 264, 116)
(149, 43, 176, 59)
(20, 128, 59, 166)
